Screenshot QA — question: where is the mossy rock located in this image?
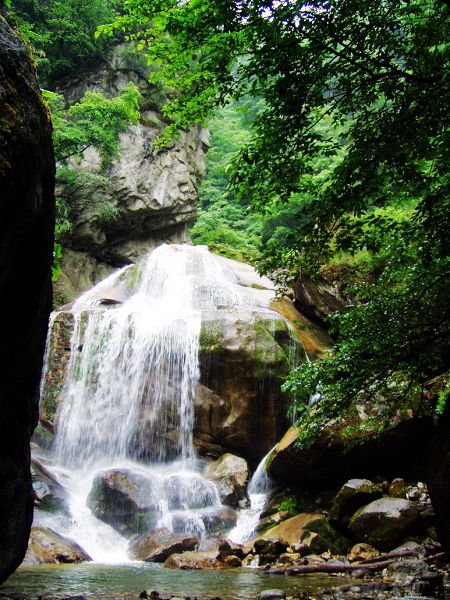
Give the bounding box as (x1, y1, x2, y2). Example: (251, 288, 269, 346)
(302, 517, 352, 555)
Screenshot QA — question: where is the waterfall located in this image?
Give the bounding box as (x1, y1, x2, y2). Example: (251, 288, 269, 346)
(228, 450, 276, 545)
(39, 244, 266, 562)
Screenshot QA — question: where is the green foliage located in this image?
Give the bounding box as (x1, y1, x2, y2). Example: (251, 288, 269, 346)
(46, 85, 140, 248)
(111, 0, 450, 438)
(12, 0, 118, 87)
(48, 84, 140, 166)
(190, 97, 263, 262)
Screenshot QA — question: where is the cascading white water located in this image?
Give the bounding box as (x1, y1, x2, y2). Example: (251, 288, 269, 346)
(228, 450, 276, 545)
(40, 244, 266, 562)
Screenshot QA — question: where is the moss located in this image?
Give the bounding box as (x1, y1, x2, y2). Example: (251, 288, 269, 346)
(302, 517, 352, 555)
(199, 321, 224, 352)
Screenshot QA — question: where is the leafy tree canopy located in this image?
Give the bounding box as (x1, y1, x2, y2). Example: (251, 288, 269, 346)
(110, 0, 450, 441)
(12, 0, 119, 86)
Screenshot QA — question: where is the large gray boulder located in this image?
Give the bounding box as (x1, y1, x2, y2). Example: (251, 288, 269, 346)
(349, 497, 418, 551)
(204, 454, 249, 508)
(0, 13, 55, 583)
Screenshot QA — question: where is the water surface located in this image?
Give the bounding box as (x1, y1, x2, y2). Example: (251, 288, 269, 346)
(2, 563, 350, 600)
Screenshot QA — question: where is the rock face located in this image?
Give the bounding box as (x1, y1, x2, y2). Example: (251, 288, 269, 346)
(348, 497, 418, 551)
(0, 14, 55, 583)
(22, 527, 91, 565)
(204, 453, 249, 508)
(293, 273, 354, 328)
(54, 48, 210, 304)
(429, 392, 450, 554)
(193, 260, 302, 467)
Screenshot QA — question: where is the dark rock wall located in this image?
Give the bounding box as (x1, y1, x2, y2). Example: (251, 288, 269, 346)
(0, 14, 55, 582)
(429, 400, 450, 554)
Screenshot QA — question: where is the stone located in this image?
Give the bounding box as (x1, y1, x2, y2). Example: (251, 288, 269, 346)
(195, 295, 301, 468)
(204, 454, 249, 508)
(330, 479, 383, 528)
(348, 543, 380, 562)
(127, 528, 198, 562)
(22, 527, 91, 565)
(388, 478, 407, 498)
(349, 497, 419, 551)
(258, 591, 286, 600)
(164, 550, 222, 570)
(86, 469, 158, 537)
(293, 273, 353, 329)
(39, 311, 75, 431)
(0, 13, 55, 583)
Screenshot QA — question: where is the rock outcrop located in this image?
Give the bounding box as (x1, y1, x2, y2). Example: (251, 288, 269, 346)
(267, 414, 433, 489)
(0, 14, 55, 583)
(53, 48, 210, 304)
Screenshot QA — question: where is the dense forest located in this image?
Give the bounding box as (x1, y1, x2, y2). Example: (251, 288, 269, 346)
(14, 0, 448, 447)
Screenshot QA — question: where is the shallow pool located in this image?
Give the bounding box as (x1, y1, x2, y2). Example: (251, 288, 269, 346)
(1, 563, 351, 600)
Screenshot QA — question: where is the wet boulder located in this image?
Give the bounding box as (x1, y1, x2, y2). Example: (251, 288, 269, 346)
(31, 457, 69, 514)
(330, 479, 383, 529)
(22, 527, 91, 565)
(87, 469, 158, 537)
(204, 453, 249, 508)
(349, 497, 419, 551)
(128, 528, 198, 562)
(201, 506, 238, 534)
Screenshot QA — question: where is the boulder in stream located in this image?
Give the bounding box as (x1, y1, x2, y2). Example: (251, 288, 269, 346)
(128, 528, 198, 562)
(22, 526, 91, 565)
(87, 468, 158, 537)
(204, 453, 250, 508)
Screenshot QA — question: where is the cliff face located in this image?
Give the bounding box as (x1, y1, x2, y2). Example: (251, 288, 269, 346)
(0, 14, 55, 583)
(54, 48, 209, 304)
